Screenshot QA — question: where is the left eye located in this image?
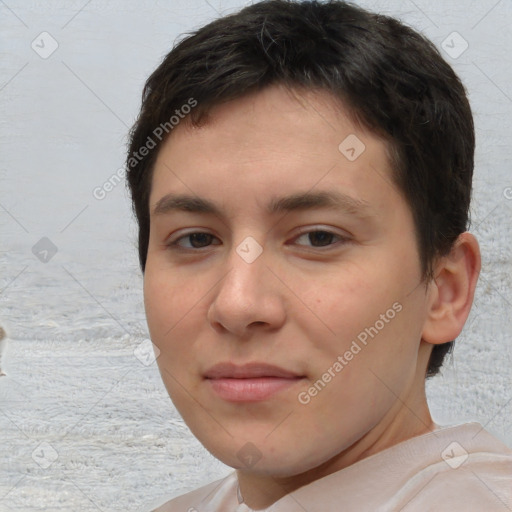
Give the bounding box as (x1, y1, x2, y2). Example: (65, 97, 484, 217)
(293, 230, 347, 248)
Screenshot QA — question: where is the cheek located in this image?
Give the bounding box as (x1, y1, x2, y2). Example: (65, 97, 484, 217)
(296, 261, 422, 374)
(143, 270, 172, 336)
(143, 263, 210, 367)
(143, 266, 190, 358)
(143, 260, 197, 326)
(294, 265, 388, 340)
(334, 291, 426, 398)
(143, 267, 202, 404)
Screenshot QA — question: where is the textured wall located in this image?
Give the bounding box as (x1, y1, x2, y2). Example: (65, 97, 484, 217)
(1, 1, 510, 510)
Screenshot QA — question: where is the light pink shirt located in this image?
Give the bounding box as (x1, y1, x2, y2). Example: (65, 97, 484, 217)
(152, 423, 512, 511)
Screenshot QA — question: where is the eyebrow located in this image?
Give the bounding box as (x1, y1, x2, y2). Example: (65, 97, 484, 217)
(152, 190, 374, 219)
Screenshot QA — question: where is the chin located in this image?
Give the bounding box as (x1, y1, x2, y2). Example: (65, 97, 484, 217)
(197, 430, 335, 478)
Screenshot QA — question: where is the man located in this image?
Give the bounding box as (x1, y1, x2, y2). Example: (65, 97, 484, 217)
(126, 1, 512, 510)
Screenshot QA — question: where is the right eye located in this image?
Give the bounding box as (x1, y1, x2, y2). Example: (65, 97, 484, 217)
(167, 232, 221, 250)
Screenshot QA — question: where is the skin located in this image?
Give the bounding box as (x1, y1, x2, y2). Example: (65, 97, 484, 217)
(143, 84, 481, 509)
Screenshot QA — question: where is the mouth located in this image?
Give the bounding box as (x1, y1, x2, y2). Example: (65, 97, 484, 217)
(204, 362, 305, 402)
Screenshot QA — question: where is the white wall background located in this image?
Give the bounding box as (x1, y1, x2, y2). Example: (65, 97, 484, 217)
(1, 1, 511, 510)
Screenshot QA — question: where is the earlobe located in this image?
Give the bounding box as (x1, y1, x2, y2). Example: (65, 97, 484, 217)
(421, 232, 481, 345)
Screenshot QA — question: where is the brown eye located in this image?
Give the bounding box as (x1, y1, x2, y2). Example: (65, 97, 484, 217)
(187, 233, 215, 248)
(169, 232, 221, 249)
(307, 231, 335, 247)
(294, 229, 347, 248)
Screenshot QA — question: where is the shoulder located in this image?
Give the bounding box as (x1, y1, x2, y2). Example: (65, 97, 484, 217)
(389, 423, 512, 511)
(149, 472, 238, 512)
(400, 455, 512, 511)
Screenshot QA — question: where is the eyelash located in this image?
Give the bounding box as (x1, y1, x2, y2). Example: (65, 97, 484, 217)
(166, 228, 351, 252)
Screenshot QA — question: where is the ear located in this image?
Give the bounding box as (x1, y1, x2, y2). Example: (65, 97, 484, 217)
(422, 232, 481, 345)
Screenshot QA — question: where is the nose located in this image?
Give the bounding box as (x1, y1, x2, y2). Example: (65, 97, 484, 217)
(207, 244, 286, 338)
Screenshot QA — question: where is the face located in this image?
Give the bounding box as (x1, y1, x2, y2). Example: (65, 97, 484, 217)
(144, 84, 433, 478)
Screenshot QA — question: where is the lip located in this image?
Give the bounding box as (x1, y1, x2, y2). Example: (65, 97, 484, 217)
(204, 362, 305, 402)
(204, 362, 302, 379)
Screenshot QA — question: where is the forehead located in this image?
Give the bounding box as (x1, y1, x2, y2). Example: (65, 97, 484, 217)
(150, 84, 401, 219)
